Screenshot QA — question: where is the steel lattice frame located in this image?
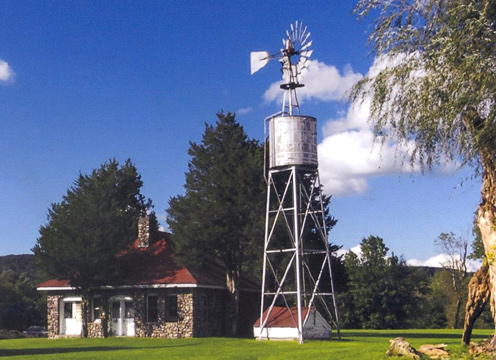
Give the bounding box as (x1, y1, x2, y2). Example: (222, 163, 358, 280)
(258, 164, 340, 344)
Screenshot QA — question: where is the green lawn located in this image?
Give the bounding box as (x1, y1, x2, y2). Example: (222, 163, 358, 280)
(0, 329, 493, 359)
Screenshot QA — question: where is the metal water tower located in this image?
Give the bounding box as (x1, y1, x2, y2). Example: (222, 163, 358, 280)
(251, 22, 340, 344)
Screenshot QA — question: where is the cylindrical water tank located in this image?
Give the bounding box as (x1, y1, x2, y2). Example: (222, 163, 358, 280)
(269, 115, 318, 169)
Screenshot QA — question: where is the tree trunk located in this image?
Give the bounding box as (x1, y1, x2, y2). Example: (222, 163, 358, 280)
(81, 292, 90, 338)
(226, 270, 240, 337)
(101, 295, 110, 338)
(462, 264, 490, 346)
(478, 152, 496, 335)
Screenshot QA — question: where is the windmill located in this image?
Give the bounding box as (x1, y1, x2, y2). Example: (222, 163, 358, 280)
(251, 22, 340, 344)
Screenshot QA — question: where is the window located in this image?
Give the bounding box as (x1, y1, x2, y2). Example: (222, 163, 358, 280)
(125, 301, 134, 319)
(92, 297, 102, 321)
(111, 301, 120, 319)
(165, 294, 178, 322)
(147, 295, 158, 323)
(64, 302, 73, 319)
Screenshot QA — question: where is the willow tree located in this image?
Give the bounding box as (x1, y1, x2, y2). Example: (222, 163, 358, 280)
(352, 0, 496, 331)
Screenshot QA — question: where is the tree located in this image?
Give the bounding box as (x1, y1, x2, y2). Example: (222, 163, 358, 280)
(166, 112, 266, 336)
(33, 159, 151, 337)
(470, 218, 486, 262)
(342, 235, 427, 329)
(0, 270, 45, 331)
(434, 232, 469, 328)
(352, 0, 496, 331)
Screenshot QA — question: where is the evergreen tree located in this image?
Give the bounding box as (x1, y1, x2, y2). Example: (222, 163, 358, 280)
(33, 159, 151, 337)
(166, 112, 265, 336)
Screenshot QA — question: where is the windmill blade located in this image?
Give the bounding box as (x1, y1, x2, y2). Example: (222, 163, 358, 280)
(300, 49, 313, 59)
(297, 22, 303, 41)
(300, 25, 307, 40)
(250, 51, 271, 75)
(301, 40, 313, 51)
(302, 32, 311, 45)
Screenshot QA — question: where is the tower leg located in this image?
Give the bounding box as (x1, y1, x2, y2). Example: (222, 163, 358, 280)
(258, 166, 339, 342)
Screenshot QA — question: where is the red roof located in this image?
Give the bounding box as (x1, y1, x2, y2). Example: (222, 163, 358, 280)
(254, 306, 312, 328)
(38, 278, 71, 288)
(38, 234, 234, 290)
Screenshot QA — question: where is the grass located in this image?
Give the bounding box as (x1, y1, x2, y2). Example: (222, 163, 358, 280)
(0, 329, 493, 359)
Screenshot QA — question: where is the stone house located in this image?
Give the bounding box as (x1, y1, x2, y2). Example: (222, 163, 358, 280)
(37, 218, 259, 338)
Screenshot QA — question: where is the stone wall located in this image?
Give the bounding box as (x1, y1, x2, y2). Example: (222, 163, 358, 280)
(134, 290, 194, 338)
(46, 295, 62, 338)
(87, 322, 104, 338)
(45, 288, 233, 338)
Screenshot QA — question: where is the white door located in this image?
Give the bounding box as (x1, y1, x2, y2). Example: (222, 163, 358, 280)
(123, 301, 135, 336)
(61, 299, 82, 335)
(111, 299, 135, 336)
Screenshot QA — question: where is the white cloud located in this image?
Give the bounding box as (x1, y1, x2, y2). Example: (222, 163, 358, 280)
(236, 107, 252, 115)
(407, 254, 482, 272)
(336, 245, 361, 258)
(0, 59, 16, 84)
(317, 55, 451, 197)
(339, 245, 482, 272)
(318, 98, 419, 196)
(263, 60, 362, 104)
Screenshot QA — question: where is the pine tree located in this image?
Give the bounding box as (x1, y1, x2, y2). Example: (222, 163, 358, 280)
(33, 159, 151, 337)
(166, 112, 265, 335)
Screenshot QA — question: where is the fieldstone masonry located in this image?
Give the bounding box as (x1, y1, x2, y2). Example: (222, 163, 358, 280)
(47, 295, 62, 338)
(134, 291, 194, 338)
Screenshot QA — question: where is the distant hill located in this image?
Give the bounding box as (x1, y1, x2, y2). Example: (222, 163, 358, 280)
(0, 254, 37, 278)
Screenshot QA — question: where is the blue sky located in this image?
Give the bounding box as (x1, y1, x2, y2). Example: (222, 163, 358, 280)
(0, 1, 481, 268)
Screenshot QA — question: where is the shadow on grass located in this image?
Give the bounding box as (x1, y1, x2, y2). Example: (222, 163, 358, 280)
(342, 331, 491, 341)
(0, 342, 200, 357)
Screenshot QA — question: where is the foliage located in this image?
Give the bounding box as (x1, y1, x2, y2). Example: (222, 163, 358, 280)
(470, 219, 486, 261)
(0, 256, 46, 331)
(434, 232, 470, 328)
(352, 0, 496, 336)
(33, 159, 152, 336)
(421, 275, 449, 329)
(0, 255, 38, 278)
(166, 112, 266, 335)
(435, 232, 469, 281)
(0, 329, 493, 359)
(0, 330, 25, 340)
(352, 0, 496, 173)
(34, 159, 150, 289)
(430, 269, 469, 329)
(341, 236, 428, 329)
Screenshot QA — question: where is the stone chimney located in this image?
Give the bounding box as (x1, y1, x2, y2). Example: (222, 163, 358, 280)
(138, 216, 150, 248)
